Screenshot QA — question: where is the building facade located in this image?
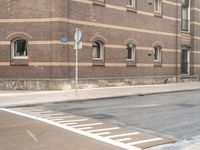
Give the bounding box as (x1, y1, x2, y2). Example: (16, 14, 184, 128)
(0, 0, 199, 90)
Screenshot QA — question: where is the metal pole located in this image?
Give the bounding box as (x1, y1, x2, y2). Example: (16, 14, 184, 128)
(75, 42, 78, 96)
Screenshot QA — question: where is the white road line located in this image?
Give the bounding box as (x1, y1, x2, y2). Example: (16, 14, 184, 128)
(32, 111, 54, 113)
(0, 108, 140, 150)
(128, 138, 163, 146)
(95, 132, 111, 136)
(77, 127, 93, 130)
(46, 118, 64, 121)
(131, 104, 161, 108)
(116, 138, 132, 142)
(19, 108, 44, 111)
(62, 122, 78, 125)
(59, 119, 88, 123)
(88, 127, 120, 133)
(46, 116, 75, 119)
(18, 107, 45, 110)
(71, 123, 103, 128)
(58, 120, 78, 123)
(106, 132, 140, 139)
(40, 112, 64, 115)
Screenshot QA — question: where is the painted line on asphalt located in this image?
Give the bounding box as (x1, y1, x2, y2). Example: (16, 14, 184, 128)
(0, 108, 140, 150)
(71, 123, 103, 128)
(62, 122, 78, 125)
(77, 127, 93, 130)
(45, 115, 75, 119)
(59, 119, 88, 123)
(131, 104, 162, 108)
(116, 138, 132, 142)
(88, 127, 120, 133)
(95, 132, 111, 136)
(106, 132, 140, 138)
(50, 116, 75, 118)
(39, 111, 62, 114)
(26, 130, 38, 142)
(58, 120, 78, 123)
(19, 107, 45, 111)
(46, 118, 65, 121)
(128, 138, 163, 146)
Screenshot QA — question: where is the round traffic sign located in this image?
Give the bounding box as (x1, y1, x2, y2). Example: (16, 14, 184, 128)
(74, 28, 82, 43)
(60, 36, 68, 43)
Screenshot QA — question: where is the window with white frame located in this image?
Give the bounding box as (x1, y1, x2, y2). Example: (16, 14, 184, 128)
(154, 0, 162, 14)
(127, 43, 135, 60)
(154, 46, 161, 61)
(92, 41, 104, 59)
(181, 0, 190, 31)
(128, 0, 136, 8)
(12, 39, 28, 59)
(93, 0, 105, 5)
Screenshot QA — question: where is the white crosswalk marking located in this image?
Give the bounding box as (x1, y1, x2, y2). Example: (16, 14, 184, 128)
(88, 127, 120, 133)
(0, 108, 141, 150)
(106, 132, 140, 138)
(128, 138, 163, 146)
(1, 107, 172, 150)
(47, 118, 64, 121)
(95, 132, 111, 136)
(33, 111, 54, 113)
(41, 113, 64, 116)
(77, 127, 93, 130)
(19, 107, 44, 111)
(116, 138, 132, 142)
(59, 119, 88, 123)
(71, 123, 103, 128)
(47, 116, 75, 119)
(63, 122, 78, 125)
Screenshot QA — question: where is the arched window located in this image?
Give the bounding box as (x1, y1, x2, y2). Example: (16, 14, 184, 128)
(154, 46, 161, 61)
(127, 43, 135, 60)
(92, 41, 104, 59)
(12, 38, 28, 59)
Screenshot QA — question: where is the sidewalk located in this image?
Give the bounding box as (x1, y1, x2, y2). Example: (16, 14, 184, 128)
(0, 82, 200, 107)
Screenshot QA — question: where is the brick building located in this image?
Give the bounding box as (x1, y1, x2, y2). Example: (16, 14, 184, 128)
(0, 0, 199, 90)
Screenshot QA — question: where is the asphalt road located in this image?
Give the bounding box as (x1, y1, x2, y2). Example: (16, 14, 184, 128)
(42, 89, 200, 141)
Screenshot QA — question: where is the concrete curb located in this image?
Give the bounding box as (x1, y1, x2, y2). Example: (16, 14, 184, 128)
(2, 87, 200, 108)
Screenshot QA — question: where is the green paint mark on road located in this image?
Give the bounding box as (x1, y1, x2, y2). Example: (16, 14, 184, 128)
(26, 130, 38, 142)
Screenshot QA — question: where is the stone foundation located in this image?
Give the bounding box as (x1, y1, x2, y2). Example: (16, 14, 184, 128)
(0, 76, 199, 90)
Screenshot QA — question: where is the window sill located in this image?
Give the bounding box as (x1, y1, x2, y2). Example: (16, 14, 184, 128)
(126, 60, 136, 67)
(92, 1, 105, 7)
(92, 59, 105, 66)
(126, 6, 137, 13)
(12, 56, 28, 60)
(181, 30, 191, 34)
(154, 12, 163, 18)
(154, 61, 162, 67)
(11, 59, 29, 66)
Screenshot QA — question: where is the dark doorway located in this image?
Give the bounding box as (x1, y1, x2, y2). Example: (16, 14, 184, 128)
(181, 49, 189, 74)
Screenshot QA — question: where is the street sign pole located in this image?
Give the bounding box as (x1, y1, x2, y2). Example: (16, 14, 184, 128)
(74, 28, 82, 96)
(75, 42, 78, 96)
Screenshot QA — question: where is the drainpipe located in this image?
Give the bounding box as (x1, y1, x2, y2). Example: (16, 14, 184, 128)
(175, 0, 179, 82)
